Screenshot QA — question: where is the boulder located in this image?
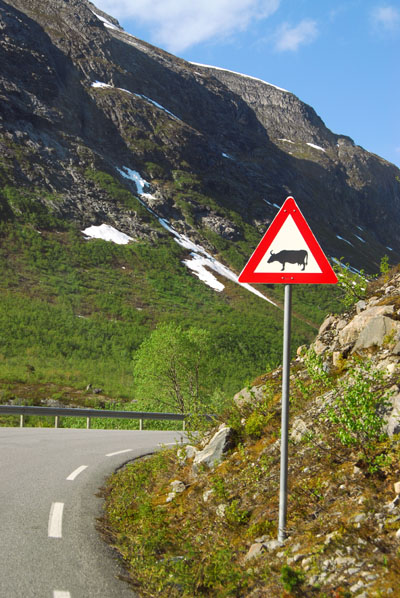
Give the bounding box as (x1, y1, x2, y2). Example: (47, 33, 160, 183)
(185, 445, 198, 459)
(314, 338, 328, 356)
(352, 317, 400, 352)
(193, 425, 234, 472)
(170, 480, 185, 493)
(355, 300, 367, 314)
(290, 417, 309, 443)
(338, 305, 395, 347)
(244, 543, 265, 561)
(234, 385, 265, 407)
(318, 315, 336, 335)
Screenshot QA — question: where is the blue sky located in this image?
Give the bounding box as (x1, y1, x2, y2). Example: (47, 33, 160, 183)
(94, 0, 400, 168)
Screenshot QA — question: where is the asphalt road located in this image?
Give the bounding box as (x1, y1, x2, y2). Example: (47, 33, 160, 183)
(0, 427, 185, 598)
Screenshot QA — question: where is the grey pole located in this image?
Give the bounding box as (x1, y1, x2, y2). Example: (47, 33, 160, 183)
(278, 283, 292, 542)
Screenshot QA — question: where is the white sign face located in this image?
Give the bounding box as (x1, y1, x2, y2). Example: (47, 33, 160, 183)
(254, 215, 322, 274)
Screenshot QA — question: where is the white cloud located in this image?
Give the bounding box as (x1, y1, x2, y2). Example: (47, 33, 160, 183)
(274, 19, 318, 52)
(371, 5, 400, 32)
(92, 0, 280, 53)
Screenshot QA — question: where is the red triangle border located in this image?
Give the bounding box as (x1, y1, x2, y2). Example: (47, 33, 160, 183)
(238, 197, 338, 284)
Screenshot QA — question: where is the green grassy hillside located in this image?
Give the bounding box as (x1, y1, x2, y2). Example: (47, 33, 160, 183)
(0, 217, 342, 415)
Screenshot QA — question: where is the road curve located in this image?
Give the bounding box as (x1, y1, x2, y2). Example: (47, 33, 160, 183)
(0, 427, 185, 597)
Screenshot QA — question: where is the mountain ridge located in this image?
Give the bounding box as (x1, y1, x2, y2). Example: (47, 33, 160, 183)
(1, 0, 400, 276)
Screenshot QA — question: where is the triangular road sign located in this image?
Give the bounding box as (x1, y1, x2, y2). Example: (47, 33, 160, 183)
(239, 196, 338, 284)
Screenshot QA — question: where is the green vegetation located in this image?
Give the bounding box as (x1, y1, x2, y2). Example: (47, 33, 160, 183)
(333, 257, 368, 308)
(325, 359, 393, 471)
(0, 179, 343, 429)
(133, 323, 215, 414)
(0, 207, 325, 421)
(280, 564, 305, 593)
(301, 349, 393, 471)
(102, 451, 250, 597)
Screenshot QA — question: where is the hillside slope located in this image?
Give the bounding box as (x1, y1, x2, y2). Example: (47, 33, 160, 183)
(102, 268, 400, 597)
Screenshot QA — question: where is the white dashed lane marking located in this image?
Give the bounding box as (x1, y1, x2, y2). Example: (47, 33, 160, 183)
(48, 502, 64, 538)
(66, 465, 88, 481)
(105, 448, 133, 457)
(53, 591, 71, 598)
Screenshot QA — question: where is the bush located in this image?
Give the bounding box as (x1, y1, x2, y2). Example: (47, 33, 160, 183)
(245, 411, 268, 438)
(280, 564, 304, 593)
(325, 359, 393, 470)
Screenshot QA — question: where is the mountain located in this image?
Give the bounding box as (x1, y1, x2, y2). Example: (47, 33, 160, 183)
(1, 0, 400, 271)
(0, 0, 399, 405)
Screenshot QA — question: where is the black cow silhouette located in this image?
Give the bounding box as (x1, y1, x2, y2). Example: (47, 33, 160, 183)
(267, 249, 308, 271)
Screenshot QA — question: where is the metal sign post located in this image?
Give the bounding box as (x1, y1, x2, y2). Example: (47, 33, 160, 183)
(238, 196, 337, 543)
(278, 284, 292, 542)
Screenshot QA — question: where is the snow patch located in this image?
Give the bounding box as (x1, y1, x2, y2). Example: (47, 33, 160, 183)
(222, 152, 234, 160)
(306, 143, 326, 152)
(190, 62, 289, 93)
(183, 255, 225, 292)
(331, 257, 363, 275)
(336, 235, 353, 246)
(278, 138, 294, 144)
(91, 11, 120, 31)
(117, 166, 148, 195)
(135, 93, 181, 121)
(354, 234, 366, 243)
(92, 81, 113, 89)
(82, 224, 133, 245)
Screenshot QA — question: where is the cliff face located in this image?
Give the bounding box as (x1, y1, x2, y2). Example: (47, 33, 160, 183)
(1, 0, 400, 272)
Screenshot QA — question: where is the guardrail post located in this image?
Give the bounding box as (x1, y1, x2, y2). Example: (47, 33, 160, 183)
(20, 414, 25, 428)
(86, 417, 91, 429)
(182, 419, 186, 431)
(139, 418, 143, 431)
(55, 416, 59, 428)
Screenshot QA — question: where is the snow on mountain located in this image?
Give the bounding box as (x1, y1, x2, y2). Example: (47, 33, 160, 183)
(91, 82, 181, 121)
(82, 223, 133, 244)
(306, 142, 326, 152)
(116, 166, 277, 305)
(190, 62, 289, 93)
(90, 10, 119, 31)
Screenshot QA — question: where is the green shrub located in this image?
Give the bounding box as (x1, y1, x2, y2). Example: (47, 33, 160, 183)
(245, 411, 268, 438)
(325, 358, 393, 470)
(225, 499, 250, 527)
(280, 564, 304, 592)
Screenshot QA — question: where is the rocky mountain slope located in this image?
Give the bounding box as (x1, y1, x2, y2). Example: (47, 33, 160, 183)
(103, 268, 400, 597)
(1, 0, 400, 275)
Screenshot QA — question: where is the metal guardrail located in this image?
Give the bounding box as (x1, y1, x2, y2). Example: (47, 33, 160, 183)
(0, 405, 194, 430)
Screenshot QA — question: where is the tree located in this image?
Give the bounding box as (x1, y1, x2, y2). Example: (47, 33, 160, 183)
(133, 322, 212, 414)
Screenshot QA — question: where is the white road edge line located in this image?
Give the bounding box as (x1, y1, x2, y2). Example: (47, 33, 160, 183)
(48, 502, 64, 538)
(105, 448, 133, 457)
(66, 465, 88, 481)
(53, 591, 71, 598)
